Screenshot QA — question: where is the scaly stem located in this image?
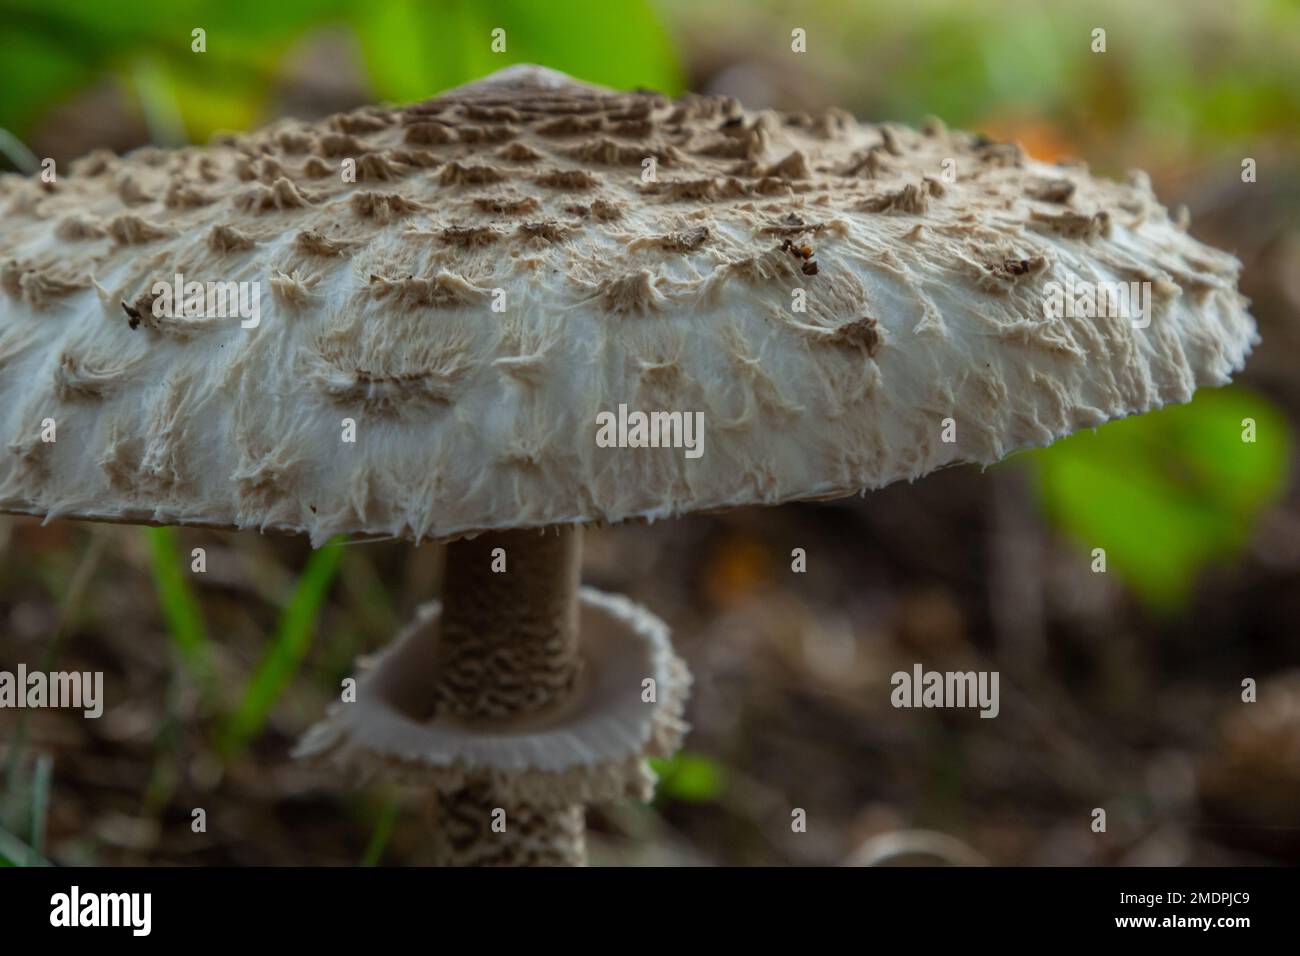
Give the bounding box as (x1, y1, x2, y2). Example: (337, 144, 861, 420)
(431, 526, 586, 865)
(433, 784, 585, 866)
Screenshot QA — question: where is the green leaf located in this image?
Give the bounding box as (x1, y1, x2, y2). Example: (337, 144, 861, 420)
(221, 539, 345, 758)
(0, 30, 98, 139)
(353, 0, 682, 104)
(145, 527, 216, 697)
(649, 752, 727, 803)
(29, 754, 51, 864)
(361, 799, 400, 866)
(0, 826, 50, 867)
(0, 0, 354, 139)
(1031, 387, 1291, 610)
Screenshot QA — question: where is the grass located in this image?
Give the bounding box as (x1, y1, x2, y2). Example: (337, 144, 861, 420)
(361, 798, 400, 866)
(1, 526, 349, 865)
(220, 539, 345, 759)
(0, 825, 50, 867)
(29, 754, 51, 862)
(144, 527, 216, 701)
(142, 526, 347, 759)
(1, 532, 105, 865)
(0, 752, 53, 867)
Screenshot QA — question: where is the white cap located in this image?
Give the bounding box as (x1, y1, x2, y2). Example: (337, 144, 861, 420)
(0, 66, 1256, 544)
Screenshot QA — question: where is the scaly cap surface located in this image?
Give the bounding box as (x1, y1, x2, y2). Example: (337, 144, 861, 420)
(0, 66, 1255, 544)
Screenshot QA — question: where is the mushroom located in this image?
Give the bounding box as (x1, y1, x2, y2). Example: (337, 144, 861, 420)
(0, 65, 1256, 865)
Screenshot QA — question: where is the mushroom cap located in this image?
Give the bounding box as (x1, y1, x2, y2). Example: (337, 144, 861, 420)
(294, 587, 691, 806)
(0, 66, 1256, 544)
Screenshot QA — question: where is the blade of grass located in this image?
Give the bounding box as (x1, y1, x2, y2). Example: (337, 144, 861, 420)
(141, 675, 185, 817)
(0, 826, 49, 867)
(361, 798, 399, 866)
(144, 526, 216, 701)
(4, 532, 105, 796)
(220, 539, 345, 758)
(132, 58, 187, 146)
(29, 753, 51, 864)
(0, 128, 38, 174)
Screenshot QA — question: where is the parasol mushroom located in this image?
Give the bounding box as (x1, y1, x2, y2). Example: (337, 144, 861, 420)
(0, 65, 1256, 865)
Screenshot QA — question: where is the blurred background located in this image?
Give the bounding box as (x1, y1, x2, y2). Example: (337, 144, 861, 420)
(1, 0, 1298, 866)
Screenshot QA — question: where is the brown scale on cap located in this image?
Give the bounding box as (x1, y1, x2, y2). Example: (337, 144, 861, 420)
(54, 214, 107, 241)
(634, 225, 710, 253)
(365, 272, 489, 310)
(298, 157, 332, 178)
(293, 230, 355, 257)
(208, 223, 257, 253)
(317, 132, 368, 158)
(534, 167, 600, 190)
(404, 121, 458, 145)
(1, 261, 87, 308)
(1025, 177, 1077, 203)
(387, 148, 439, 169)
(164, 181, 215, 209)
(115, 175, 152, 206)
(828, 316, 882, 355)
(563, 137, 681, 167)
(235, 156, 286, 183)
(350, 191, 422, 222)
(235, 178, 318, 213)
(107, 214, 172, 244)
(437, 161, 506, 186)
(474, 194, 540, 215)
(438, 224, 502, 247)
(496, 142, 544, 163)
(457, 123, 519, 144)
(1029, 208, 1113, 240)
(331, 112, 391, 135)
(352, 153, 410, 182)
(762, 150, 813, 180)
(857, 182, 933, 215)
(516, 220, 571, 243)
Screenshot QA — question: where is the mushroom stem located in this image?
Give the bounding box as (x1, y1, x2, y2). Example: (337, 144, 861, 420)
(436, 526, 583, 720)
(434, 784, 586, 866)
(433, 526, 587, 865)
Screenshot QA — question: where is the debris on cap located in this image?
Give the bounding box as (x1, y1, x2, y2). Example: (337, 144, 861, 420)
(293, 588, 691, 807)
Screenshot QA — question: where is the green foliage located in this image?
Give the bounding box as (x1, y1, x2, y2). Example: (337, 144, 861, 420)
(0, 13, 98, 136)
(143, 527, 345, 758)
(0, 0, 346, 140)
(361, 798, 400, 866)
(28, 753, 51, 861)
(0, 0, 680, 147)
(0, 825, 49, 867)
(659, 0, 1300, 152)
(353, 0, 682, 104)
(145, 526, 216, 699)
(1031, 387, 1291, 610)
(650, 752, 727, 803)
(0, 753, 53, 867)
(220, 539, 345, 758)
